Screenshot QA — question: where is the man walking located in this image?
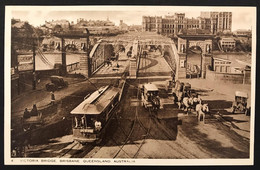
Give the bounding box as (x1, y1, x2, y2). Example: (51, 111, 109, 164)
(50, 91, 55, 105)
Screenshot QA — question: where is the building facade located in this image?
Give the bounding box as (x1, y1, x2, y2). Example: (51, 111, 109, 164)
(219, 37, 236, 49)
(234, 29, 252, 37)
(142, 12, 232, 36)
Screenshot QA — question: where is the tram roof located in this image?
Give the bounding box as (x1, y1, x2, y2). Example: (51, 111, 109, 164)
(71, 86, 120, 115)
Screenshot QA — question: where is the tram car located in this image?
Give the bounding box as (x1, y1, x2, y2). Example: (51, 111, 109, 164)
(141, 83, 162, 111)
(70, 85, 120, 144)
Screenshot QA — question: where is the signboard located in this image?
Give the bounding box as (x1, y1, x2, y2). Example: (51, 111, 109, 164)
(17, 54, 33, 64)
(18, 63, 33, 71)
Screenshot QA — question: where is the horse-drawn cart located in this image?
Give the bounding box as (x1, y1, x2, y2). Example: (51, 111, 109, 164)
(231, 91, 250, 115)
(141, 83, 161, 111)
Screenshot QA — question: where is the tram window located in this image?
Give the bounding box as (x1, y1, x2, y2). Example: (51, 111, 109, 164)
(113, 95, 119, 105)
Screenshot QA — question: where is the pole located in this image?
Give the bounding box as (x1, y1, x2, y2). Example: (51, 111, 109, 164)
(32, 41, 36, 90)
(61, 37, 67, 75)
(243, 69, 246, 84)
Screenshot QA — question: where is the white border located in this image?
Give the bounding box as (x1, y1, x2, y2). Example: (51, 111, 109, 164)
(4, 6, 256, 165)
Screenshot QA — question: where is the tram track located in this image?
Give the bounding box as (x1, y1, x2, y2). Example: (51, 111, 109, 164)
(111, 81, 155, 159)
(59, 141, 79, 158)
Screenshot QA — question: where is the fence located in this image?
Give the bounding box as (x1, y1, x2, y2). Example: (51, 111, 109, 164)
(66, 62, 80, 73)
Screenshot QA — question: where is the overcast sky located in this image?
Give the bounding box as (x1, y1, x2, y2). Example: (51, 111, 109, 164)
(10, 6, 255, 31)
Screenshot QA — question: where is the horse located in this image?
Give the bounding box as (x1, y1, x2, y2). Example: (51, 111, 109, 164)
(192, 96, 202, 111)
(175, 91, 184, 109)
(182, 97, 194, 113)
(196, 103, 209, 123)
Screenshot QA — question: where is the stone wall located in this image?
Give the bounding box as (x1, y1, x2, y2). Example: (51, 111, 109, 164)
(207, 68, 251, 84)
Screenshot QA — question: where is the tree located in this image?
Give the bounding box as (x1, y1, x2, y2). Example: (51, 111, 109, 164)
(53, 25, 63, 33)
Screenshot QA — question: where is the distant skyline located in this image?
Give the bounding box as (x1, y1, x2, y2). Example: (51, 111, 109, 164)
(10, 6, 255, 31)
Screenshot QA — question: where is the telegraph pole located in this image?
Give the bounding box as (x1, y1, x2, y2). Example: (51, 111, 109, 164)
(32, 41, 36, 90)
(61, 37, 67, 75)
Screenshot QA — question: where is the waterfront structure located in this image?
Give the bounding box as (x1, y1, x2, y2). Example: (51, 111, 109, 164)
(142, 12, 232, 36)
(219, 37, 236, 49)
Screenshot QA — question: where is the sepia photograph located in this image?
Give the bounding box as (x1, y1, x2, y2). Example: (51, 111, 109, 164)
(4, 5, 256, 165)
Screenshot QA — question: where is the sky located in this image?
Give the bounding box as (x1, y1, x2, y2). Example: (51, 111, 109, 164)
(10, 6, 255, 31)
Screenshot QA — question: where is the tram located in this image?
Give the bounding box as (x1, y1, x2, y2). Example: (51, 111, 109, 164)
(70, 85, 120, 143)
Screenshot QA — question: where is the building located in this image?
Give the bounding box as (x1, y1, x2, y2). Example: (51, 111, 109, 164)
(234, 29, 252, 37)
(11, 19, 36, 98)
(76, 18, 115, 27)
(212, 57, 232, 73)
(212, 56, 250, 74)
(142, 11, 232, 36)
(119, 20, 128, 31)
(45, 19, 71, 29)
(200, 12, 232, 33)
(219, 37, 236, 49)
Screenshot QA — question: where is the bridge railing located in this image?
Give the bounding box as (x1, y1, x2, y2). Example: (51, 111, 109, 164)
(136, 46, 143, 76)
(67, 62, 80, 72)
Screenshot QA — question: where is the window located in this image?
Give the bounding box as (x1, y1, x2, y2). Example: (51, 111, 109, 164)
(226, 66, 231, 73)
(215, 66, 220, 72)
(220, 66, 225, 72)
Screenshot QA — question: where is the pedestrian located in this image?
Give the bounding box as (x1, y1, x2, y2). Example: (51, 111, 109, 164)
(50, 91, 55, 105)
(171, 71, 175, 83)
(30, 104, 38, 116)
(23, 108, 30, 119)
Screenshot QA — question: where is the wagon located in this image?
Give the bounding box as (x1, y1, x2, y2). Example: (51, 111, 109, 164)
(141, 83, 161, 111)
(21, 112, 43, 131)
(231, 91, 250, 115)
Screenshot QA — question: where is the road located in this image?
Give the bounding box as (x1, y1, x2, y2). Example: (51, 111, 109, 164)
(21, 49, 250, 159)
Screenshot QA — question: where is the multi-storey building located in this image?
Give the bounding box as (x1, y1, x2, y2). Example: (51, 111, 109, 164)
(142, 12, 232, 35)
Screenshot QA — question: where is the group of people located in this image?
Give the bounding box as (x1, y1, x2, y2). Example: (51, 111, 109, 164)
(23, 91, 55, 119)
(23, 104, 39, 119)
(74, 116, 102, 131)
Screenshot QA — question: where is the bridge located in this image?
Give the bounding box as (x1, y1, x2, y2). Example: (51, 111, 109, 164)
(46, 31, 214, 80)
